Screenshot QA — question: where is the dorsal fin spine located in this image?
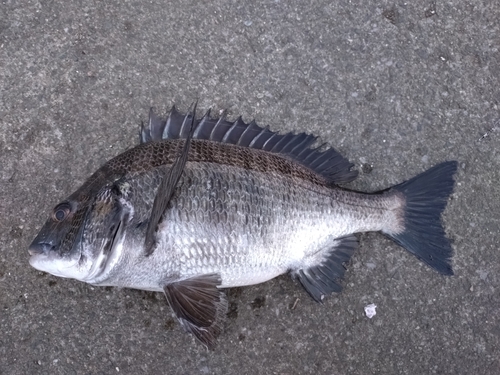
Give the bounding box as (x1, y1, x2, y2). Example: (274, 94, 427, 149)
(270, 133, 294, 153)
(179, 111, 193, 138)
(199, 109, 212, 135)
(146, 106, 358, 185)
(222, 120, 239, 143)
(248, 125, 270, 148)
(236, 118, 256, 147)
(281, 133, 309, 153)
(163, 105, 176, 139)
(261, 133, 280, 151)
(291, 135, 317, 154)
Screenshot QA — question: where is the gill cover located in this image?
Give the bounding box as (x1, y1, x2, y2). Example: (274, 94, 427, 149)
(81, 181, 131, 283)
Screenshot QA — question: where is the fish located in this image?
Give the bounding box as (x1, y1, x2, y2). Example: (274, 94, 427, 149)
(29, 104, 458, 348)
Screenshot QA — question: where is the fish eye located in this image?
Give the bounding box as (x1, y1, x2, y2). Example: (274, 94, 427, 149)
(52, 203, 72, 222)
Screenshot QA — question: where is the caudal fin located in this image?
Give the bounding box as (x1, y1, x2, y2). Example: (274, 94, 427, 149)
(384, 161, 458, 275)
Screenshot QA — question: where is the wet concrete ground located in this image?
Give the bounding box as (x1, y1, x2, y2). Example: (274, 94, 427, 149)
(1, 1, 499, 374)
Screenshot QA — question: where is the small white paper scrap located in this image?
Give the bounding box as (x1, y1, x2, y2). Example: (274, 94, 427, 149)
(364, 303, 377, 319)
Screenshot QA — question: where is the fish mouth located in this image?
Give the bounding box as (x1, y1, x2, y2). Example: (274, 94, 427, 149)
(28, 210, 88, 279)
(28, 246, 83, 279)
(28, 242, 54, 257)
(28, 234, 83, 277)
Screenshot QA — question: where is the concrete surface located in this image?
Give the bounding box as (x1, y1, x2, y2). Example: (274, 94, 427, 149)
(1, 0, 499, 374)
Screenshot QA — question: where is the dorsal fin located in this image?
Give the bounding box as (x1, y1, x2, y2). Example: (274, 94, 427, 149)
(141, 106, 358, 185)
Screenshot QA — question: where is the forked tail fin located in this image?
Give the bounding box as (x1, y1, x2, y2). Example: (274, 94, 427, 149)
(384, 161, 458, 275)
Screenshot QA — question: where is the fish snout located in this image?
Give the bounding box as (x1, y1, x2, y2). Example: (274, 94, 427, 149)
(28, 242, 56, 256)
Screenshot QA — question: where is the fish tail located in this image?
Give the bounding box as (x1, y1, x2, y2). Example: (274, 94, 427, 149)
(383, 161, 458, 275)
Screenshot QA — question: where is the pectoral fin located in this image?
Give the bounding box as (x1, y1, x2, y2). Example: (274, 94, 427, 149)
(163, 273, 228, 349)
(144, 103, 197, 256)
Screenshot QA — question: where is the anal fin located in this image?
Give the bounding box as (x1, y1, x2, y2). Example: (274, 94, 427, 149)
(294, 235, 358, 303)
(163, 273, 228, 349)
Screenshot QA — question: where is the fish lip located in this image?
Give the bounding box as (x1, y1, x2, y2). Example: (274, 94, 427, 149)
(28, 242, 53, 256)
(28, 249, 82, 278)
(28, 233, 60, 255)
(28, 249, 38, 257)
(28, 228, 86, 277)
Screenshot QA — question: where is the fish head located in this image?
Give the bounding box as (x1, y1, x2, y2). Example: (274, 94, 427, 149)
(29, 180, 130, 283)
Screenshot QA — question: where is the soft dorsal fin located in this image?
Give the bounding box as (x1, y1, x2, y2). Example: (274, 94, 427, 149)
(141, 106, 358, 185)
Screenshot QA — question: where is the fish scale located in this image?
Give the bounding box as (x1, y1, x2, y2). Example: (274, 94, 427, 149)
(90, 158, 402, 291)
(29, 105, 458, 348)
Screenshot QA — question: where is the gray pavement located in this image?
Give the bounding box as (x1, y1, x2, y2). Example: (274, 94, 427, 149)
(1, 1, 499, 374)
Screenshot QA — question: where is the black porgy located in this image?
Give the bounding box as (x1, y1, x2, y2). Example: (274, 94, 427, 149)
(29, 105, 458, 348)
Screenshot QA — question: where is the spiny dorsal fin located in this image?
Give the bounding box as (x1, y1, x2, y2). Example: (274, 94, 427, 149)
(141, 106, 358, 185)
